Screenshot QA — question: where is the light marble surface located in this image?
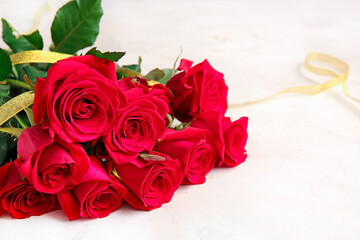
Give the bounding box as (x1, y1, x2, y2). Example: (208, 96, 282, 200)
(0, 0, 360, 239)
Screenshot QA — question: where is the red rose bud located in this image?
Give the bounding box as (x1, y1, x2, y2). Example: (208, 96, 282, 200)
(0, 161, 58, 219)
(57, 156, 127, 220)
(17, 124, 90, 194)
(33, 55, 127, 143)
(166, 59, 228, 122)
(113, 153, 183, 210)
(104, 80, 169, 164)
(192, 111, 248, 167)
(154, 127, 216, 184)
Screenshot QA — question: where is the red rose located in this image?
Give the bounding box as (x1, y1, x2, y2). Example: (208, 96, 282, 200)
(0, 161, 15, 216)
(154, 127, 216, 184)
(119, 77, 174, 121)
(191, 111, 225, 165)
(57, 156, 127, 220)
(112, 152, 183, 210)
(0, 161, 58, 219)
(118, 77, 174, 104)
(33, 55, 127, 143)
(191, 111, 248, 167)
(222, 117, 248, 167)
(166, 59, 228, 122)
(17, 124, 90, 194)
(103, 79, 169, 164)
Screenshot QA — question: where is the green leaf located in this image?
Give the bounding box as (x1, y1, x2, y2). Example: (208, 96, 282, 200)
(50, 0, 103, 54)
(0, 131, 18, 166)
(0, 84, 10, 99)
(144, 68, 165, 81)
(86, 47, 125, 62)
(139, 152, 168, 161)
(6, 134, 17, 151)
(123, 57, 142, 73)
(0, 133, 8, 166)
(2, 18, 43, 52)
(23, 66, 48, 85)
(24, 107, 35, 126)
(158, 68, 172, 85)
(0, 127, 24, 139)
(0, 48, 12, 81)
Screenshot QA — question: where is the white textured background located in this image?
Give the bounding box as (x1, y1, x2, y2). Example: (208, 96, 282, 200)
(0, 0, 360, 239)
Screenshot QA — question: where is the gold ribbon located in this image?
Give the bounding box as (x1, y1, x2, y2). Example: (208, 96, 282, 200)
(0, 91, 35, 126)
(10, 50, 72, 65)
(230, 52, 359, 107)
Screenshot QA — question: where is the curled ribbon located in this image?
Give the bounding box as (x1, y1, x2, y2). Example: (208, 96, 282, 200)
(230, 52, 359, 107)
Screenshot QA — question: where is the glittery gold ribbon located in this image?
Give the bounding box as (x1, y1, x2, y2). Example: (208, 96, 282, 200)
(10, 50, 72, 65)
(0, 91, 35, 126)
(230, 52, 359, 107)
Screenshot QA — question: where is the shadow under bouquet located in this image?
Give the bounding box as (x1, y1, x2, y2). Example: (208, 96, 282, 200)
(0, 0, 248, 220)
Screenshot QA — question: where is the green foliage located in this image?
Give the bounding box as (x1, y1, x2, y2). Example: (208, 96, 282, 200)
(0, 132, 17, 166)
(158, 68, 172, 85)
(2, 18, 43, 52)
(0, 84, 10, 103)
(23, 66, 48, 85)
(0, 133, 7, 165)
(123, 57, 142, 73)
(144, 68, 165, 81)
(86, 47, 125, 62)
(0, 48, 12, 81)
(50, 0, 103, 54)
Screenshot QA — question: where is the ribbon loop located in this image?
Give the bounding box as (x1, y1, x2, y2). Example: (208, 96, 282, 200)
(230, 52, 359, 107)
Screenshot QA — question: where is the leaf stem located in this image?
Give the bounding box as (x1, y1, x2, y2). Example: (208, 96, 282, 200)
(14, 114, 29, 129)
(6, 79, 31, 90)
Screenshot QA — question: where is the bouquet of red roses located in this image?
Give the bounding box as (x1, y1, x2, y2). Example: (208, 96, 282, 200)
(0, 0, 248, 220)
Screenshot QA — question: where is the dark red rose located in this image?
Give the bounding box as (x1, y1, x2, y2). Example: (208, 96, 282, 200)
(0, 161, 58, 219)
(166, 59, 228, 122)
(17, 124, 90, 194)
(33, 55, 127, 143)
(154, 127, 216, 184)
(57, 156, 127, 220)
(191, 111, 248, 167)
(112, 152, 183, 210)
(103, 79, 169, 164)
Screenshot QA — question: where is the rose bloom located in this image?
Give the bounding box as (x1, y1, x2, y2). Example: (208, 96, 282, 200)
(222, 116, 249, 167)
(17, 124, 90, 194)
(112, 152, 183, 210)
(154, 127, 216, 184)
(33, 55, 127, 143)
(0, 161, 58, 219)
(103, 78, 169, 164)
(57, 156, 127, 220)
(191, 111, 248, 167)
(166, 59, 228, 122)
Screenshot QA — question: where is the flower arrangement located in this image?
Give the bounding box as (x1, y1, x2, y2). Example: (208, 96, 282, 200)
(0, 0, 248, 220)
